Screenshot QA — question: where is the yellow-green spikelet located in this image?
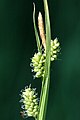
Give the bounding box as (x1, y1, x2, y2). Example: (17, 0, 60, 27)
(31, 38, 60, 78)
(44, 38, 60, 61)
(20, 86, 39, 118)
(31, 52, 45, 78)
(50, 38, 60, 61)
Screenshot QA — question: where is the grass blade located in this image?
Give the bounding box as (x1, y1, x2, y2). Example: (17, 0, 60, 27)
(33, 3, 41, 52)
(38, 0, 51, 120)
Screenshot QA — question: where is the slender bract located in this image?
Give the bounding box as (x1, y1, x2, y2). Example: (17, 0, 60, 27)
(33, 3, 41, 52)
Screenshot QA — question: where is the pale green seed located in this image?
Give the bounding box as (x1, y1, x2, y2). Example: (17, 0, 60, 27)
(33, 108, 37, 113)
(51, 57, 54, 61)
(53, 55, 57, 58)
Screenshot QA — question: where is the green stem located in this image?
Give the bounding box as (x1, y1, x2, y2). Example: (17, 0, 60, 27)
(37, 0, 51, 120)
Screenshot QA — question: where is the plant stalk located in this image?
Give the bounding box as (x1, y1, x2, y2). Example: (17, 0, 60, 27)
(37, 0, 51, 120)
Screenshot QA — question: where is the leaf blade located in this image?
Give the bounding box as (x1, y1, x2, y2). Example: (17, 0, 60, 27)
(33, 3, 41, 52)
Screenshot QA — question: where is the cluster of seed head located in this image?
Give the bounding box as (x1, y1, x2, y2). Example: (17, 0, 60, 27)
(31, 52, 45, 78)
(50, 38, 60, 61)
(31, 38, 60, 78)
(20, 85, 39, 118)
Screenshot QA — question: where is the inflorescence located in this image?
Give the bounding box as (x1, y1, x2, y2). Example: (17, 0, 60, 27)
(20, 5, 61, 119)
(20, 85, 39, 118)
(31, 38, 60, 78)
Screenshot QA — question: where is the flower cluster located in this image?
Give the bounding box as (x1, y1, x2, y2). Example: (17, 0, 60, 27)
(50, 38, 60, 61)
(31, 38, 60, 78)
(20, 85, 39, 118)
(31, 52, 45, 78)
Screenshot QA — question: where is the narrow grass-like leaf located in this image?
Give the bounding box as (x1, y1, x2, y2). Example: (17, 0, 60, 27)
(33, 3, 41, 52)
(38, 0, 51, 120)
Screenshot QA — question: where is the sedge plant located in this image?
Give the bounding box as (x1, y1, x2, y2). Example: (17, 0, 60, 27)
(20, 0, 60, 120)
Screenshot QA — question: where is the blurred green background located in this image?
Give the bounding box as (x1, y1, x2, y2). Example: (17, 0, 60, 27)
(0, 0, 80, 120)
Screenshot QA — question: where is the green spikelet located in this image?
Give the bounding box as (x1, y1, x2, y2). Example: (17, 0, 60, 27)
(50, 38, 60, 61)
(20, 85, 39, 118)
(31, 38, 60, 78)
(31, 52, 45, 78)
